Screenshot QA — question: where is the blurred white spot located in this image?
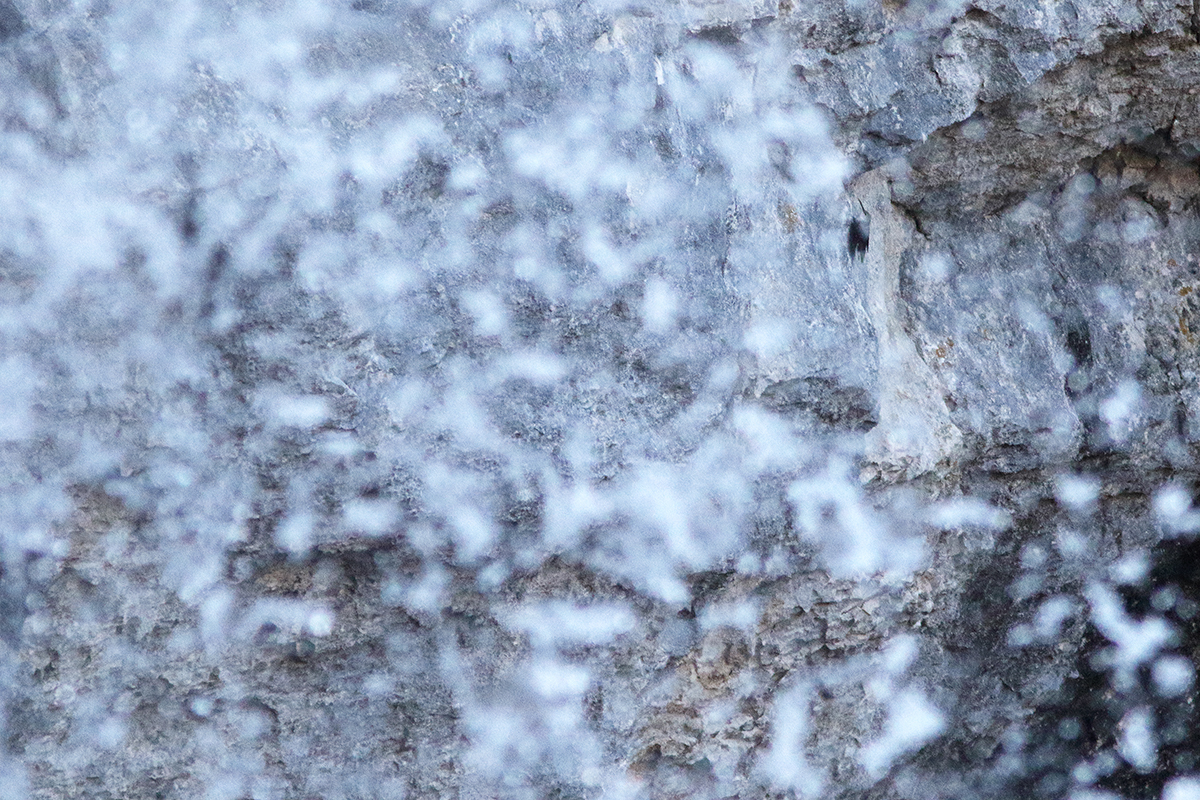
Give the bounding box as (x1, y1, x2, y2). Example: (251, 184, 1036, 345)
(582, 226, 631, 283)
(496, 351, 566, 384)
(1164, 776, 1200, 800)
(448, 160, 486, 192)
(449, 505, 494, 561)
(1156, 484, 1193, 518)
(1060, 173, 1096, 243)
(318, 432, 362, 459)
(920, 253, 952, 282)
(342, 499, 398, 536)
(642, 276, 678, 334)
(381, 578, 403, 606)
(1116, 706, 1156, 772)
(1021, 543, 1048, 569)
(1058, 718, 1083, 740)
(737, 552, 763, 573)
(477, 561, 507, 592)
(1153, 656, 1195, 698)
(1085, 582, 1173, 687)
(534, 9, 564, 42)
(1009, 198, 1045, 225)
(96, 717, 126, 749)
(644, 574, 690, 605)
(626, 463, 694, 565)
(744, 318, 794, 359)
(764, 684, 826, 796)
(529, 660, 590, 699)
(306, 608, 334, 637)
(789, 460, 913, 576)
(266, 394, 330, 428)
(732, 405, 806, 471)
(406, 568, 446, 614)
(508, 602, 635, 650)
(699, 602, 759, 632)
(200, 588, 234, 646)
(362, 674, 394, 697)
(543, 481, 613, 549)
(190, 697, 214, 718)
(1096, 284, 1124, 312)
(1069, 790, 1121, 800)
(1099, 380, 1141, 443)
(343, 69, 401, 107)
(348, 114, 443, 181)
(1034, 596, 1075, 640)
(1122, 198, 1157, 243)
(0, 356, 35, 441)
(1055, 527, 1089, 560)
(926, 498, 1011, 531)
(1016, 298, 1051, 336)
(276, 512, 313, 555)
(1007, 624, 1034, 647)
(881, 635, 919, 674)
(462, 289, 508, 336)
(1154, 484, 1200, 534)
(962, 119, 986, 141)
(1109, 553, 1148, 585)
(859, 689, 945, 778)
(1152, 586, 1179, 611)
(1055, 473, 1100, 512)
(1123, 215, 1155, 243)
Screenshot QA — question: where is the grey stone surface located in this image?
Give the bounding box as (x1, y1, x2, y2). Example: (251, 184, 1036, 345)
(6, 1, 1200, 799)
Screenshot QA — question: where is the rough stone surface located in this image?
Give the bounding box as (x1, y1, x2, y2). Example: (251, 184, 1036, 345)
(7, 1, 1200, 799)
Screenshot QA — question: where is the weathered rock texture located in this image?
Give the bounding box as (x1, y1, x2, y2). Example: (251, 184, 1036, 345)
(7, 1, 1200, 800)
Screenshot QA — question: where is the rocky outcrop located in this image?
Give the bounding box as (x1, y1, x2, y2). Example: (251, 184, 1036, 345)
(6, 1, 1200, 799)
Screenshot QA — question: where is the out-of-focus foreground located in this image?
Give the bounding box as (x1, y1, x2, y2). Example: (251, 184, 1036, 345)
(4, 1, 1200, 798)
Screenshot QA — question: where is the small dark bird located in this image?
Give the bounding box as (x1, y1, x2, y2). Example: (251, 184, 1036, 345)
(848, 199, 870, 260)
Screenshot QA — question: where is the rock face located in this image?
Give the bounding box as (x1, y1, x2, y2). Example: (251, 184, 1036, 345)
(6, 1, 1200, 799)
